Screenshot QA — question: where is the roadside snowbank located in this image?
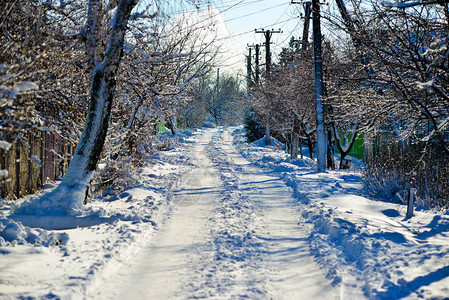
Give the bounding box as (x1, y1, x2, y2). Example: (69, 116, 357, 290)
(0, 131, 196, 299)
(2, 126, 449, 299)
(0, 217, 68, 246)
(232, 126, 449, 299)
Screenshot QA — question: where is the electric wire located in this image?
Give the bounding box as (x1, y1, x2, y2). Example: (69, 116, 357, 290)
(276, 17, 302, 48)
(148, 1, 308, 70)
(216, 16, 299, 42)
(225, 2, 289, 23)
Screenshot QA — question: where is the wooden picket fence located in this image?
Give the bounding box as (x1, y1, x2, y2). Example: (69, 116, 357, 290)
(0, 130, 74, 200)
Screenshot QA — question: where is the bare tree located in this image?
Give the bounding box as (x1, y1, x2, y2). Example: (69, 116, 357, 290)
(250, 49, 317, 159)
(323, 1, 449, 206)
(3, 0, 222, 210)
(330, 2, 449, 148)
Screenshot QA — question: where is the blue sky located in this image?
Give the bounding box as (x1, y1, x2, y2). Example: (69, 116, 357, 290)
(139, 0, 347, 75)
(216, 0, 304, 72)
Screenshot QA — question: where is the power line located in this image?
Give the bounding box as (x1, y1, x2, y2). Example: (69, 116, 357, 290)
(225, 3, 289, 23)
(276, 18, 302, 47)
(158, 0, 247, 30)
(216, 16, 298, 42)
(273, 2, 292, 25)
(165, 0, 261, 16)
(272, 4, 297, 45)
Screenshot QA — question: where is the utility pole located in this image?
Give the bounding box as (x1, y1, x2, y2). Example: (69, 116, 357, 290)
(216, 67, 220, 96)
(248, 44, 261, 83)
(255, 28, 282, 77)
(246, 47, 252, 114)
(254, 29, 281, 146)
(247, 47, 252, 91)
(255, 44, 260, 83)
(216, 68, 220, 125)
(312, 0, 326, 172)
(302, 2, 312, 51)
(291, 1, 312, 51)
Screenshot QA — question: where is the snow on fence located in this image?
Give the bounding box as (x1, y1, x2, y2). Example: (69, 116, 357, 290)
(0, 130, 74, 200)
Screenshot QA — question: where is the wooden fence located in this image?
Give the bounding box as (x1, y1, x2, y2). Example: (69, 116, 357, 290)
(0, 130, 74, 200)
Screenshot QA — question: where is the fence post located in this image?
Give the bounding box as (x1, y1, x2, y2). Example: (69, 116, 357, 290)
(27, 131, 33, 194)
(40, 130, 45, 187)
(59, 127, 64, 179)
(15, 140, 20, 199)
(407, 188, 416, 218)
(0, 147, 4, 198)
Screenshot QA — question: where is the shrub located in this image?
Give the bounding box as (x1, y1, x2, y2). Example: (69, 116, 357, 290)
(244, 112, 264, 143)
(363, 133, 449, 209)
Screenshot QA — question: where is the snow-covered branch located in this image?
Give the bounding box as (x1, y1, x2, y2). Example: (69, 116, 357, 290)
(382, 0, 449, 7)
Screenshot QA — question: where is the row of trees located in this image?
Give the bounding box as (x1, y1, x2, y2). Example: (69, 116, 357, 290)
(181, 70, 246, 127)
(247, 1, 449, 208)
(3, 0, 447, 211)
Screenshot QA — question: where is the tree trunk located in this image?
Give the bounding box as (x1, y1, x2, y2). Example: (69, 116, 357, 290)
(170, 115, 178, 136)
(291, 118, 300, 159)
(334, 125, 358, 169)
(307, 138, 315, 160)
(327, 127, 336, 170)
(283, 132, 290, 154)
(264, 119, 271, 145)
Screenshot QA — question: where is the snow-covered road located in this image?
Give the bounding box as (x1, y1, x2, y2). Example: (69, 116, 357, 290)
(3, 126, 449, 299)
(98, 128, 338, 299)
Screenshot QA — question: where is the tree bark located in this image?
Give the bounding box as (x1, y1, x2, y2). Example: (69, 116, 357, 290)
(169, 115, 178, 136)
(307, 138, 315, 160)
(334, 125, 358, 169)
(291, 117, 300, 159)
(327, 127, 336, 170)
(265, 119, 271, 145)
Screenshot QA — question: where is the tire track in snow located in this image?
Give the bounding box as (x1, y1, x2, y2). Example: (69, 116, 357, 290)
(96, 129, 222, 299)
(183, 134, 273, 299)
(97, 128, 339, 299)
(184, 128, 339, 299)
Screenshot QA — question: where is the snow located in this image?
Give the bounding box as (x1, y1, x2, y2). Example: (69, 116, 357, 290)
(1, 126, 449, 299)
(415, 79, 434, 90)
(381, 1, 422, 8)
(94, 127, 338, 299)
(0, 131, 195, 298)
(0, 140, 11, 151)
(29, 154, 42, 167)
(233, 126, 449, 298)
(0, 169, 8, 178)
(10, 172, 93, 216)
